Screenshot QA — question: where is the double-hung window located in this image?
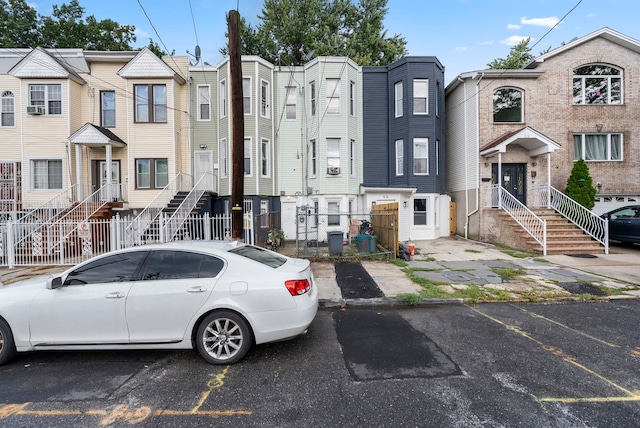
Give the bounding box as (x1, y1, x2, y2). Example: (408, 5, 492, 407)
(413, 79, 428, 114)
(395, 139, 403, 176)
(350, 139, 356, 176)
(573, 64, 622, 105)
(134, 84, 166, 123)
(326, 78, 340, 115)
(29, 84, 62, 115)
(101, 91, 115, 127)
(32, 159, 62, 190)
(244, 138, 252, 176)
(136, 159, 168, 189)
(413, 138, 428, 175)
(260, 80, 270, 118)
(261, 138, 270, 177)
(198, 85, 210, 120)
(414, 198, 428, 226)
(309, 81, 316, 115)
(349, 81, 356, 116)
(327, 138, 340, 173)
(328, 201, 340, 226)
(309, 140, 317, 177)
(220, 138, 228, 178)
(219, 79, 227, 118)
(1, 91, 14, 126)
(243, 77, 251, 115)
(285, 86, 296, 119)
(493, 87, 523, 122)
(394, 81, 403, 117)
(573, 133, 622, 161)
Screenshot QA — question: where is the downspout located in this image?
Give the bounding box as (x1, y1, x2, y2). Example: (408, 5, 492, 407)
(464, 73, 483, 239)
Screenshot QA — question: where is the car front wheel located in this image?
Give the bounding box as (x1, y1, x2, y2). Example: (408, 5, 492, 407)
(0, 318, 17, 366)
(196, 311, 253, 364)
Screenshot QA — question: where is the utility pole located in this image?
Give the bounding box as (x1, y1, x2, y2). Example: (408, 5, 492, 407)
(228, 9, 244, 241)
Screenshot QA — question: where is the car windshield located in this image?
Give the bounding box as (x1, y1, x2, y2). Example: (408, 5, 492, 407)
(229, 245, 287, 268)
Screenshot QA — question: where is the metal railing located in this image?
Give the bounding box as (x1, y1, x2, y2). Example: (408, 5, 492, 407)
(533, 184, 608, 254)
(164, 173, 214, 241)
(490, 184, 547, 255)
(124, 173, 193, 246)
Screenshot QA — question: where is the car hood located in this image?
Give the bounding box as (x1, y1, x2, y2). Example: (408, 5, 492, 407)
(0, 274, 54, 294)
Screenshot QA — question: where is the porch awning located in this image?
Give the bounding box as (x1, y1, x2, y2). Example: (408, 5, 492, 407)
(68, 123, 126, 147)
(480, 126, 560, 157)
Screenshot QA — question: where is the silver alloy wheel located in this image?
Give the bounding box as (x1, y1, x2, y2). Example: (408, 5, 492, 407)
(202, 317, 244, 361)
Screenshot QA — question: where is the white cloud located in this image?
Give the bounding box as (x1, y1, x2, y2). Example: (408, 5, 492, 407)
(586, 13, 596, 18)
(477, 41, 494, 46)
(455, 46, 468, 52)
(507, 24, 521, 30)
(500, 35, 531, 46)
(134, 28, 150, 39)
(520, 16, 560, 28)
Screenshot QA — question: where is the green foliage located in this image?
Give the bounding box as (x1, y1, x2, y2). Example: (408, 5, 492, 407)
(0, 0, 136, 50)
(564, 159, 596, 209)
(487, 38, 534, 69)
(221, 0, 407, 66)
(396, 293, 421, 305)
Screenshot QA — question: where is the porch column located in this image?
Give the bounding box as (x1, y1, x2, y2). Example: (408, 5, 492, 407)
(75, 144, 83, 201)
(497, 153, 502, 209)
(106, 143, 113, 201)
(547, 152, 551, 207)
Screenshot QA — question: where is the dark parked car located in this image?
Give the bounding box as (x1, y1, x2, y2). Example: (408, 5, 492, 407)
(601, 205, 640, 244)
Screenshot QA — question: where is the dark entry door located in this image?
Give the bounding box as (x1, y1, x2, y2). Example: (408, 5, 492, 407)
(492, 163, 526, 204)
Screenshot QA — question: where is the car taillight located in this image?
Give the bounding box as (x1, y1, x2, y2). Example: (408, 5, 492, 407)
(285, 279, 311, 296)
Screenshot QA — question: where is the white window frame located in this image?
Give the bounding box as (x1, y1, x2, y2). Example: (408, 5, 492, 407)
(285, 86, 296, 120)
(197, 85, 211, 121)
(31, 158, 63, 190)
(220, 138, 228, 178)
(573, 133, 623, 161)
(28, 83, 62, 116)
(326, 138, 341, 173)
(219, 79, 227, 118)
(1, 90, 15, 127)
(493, 87, 524, 123)
(413, 138, 429, 175)
(413, 79, 428, 115)
(573, 64, 623, 105)
(326, 78, 340, 115)
(327, 201, 341, 226)
(243, 77, 252, 115)
(350, 139, 356, 177)
(260, 138, 271, 177)
(244, 137, 252, 176)
(309, 139, 317, 177)
(260, 79, 270, 118)
(435, 139, 440, 176)
(413, 198, 428, 226)
(435, 81, 440, 117)
(309, 81, 316, 116)
(394, 81, 403, 118)
(395, 139, 403, 176)
(349, 80, 356, 116)
(100, 90, 115, 127)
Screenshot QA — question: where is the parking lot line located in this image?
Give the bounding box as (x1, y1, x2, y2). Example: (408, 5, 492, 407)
(468, 305, 638, 403)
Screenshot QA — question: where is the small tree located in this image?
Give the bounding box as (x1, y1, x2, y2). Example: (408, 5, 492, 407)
(564, 159, 596, 209)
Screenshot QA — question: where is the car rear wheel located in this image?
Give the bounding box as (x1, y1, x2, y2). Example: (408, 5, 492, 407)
(196, 311, 253, 364)
(0, 318, 17, 366)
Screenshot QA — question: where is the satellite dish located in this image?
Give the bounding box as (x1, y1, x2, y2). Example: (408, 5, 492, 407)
(195, 45, 201, 62)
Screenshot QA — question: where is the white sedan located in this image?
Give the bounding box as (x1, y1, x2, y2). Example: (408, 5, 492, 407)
(0, 241, 318, 365)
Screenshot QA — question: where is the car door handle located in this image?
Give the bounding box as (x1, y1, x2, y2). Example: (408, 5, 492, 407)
(187, 286, 207, 294)
(105, 292, 125, 299)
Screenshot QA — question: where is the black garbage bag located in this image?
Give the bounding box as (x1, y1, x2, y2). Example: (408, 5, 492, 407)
(398, 243, 411, 261)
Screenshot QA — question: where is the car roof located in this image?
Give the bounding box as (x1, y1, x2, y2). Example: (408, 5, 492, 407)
(121, 240, 246, 254)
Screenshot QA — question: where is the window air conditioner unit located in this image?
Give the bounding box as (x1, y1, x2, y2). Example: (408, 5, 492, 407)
(327, 166, 341, 175)
(27, 106, 45, 115)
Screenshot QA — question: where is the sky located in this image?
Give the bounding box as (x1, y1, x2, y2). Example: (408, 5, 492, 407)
(31, 0, 640, 85)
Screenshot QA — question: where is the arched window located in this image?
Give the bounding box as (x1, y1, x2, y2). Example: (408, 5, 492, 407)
(573, 64, 622, 105)
(1, 90, 14, 127)
(493, 87, 523, 123)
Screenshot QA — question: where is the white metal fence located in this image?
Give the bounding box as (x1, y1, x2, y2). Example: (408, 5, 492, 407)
(0, 212, 255, 268)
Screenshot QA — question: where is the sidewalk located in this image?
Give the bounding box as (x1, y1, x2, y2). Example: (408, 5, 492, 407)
(311, 237, 640, 306)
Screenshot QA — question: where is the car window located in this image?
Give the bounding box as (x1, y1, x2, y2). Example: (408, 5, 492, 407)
(228, 245, 286, 268)
(142, 250, 224, 280)
(612, 208, 636, 219)
(64, 251, 148, 285)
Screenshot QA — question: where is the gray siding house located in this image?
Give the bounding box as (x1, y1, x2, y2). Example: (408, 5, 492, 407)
(362, 57, 449, 241)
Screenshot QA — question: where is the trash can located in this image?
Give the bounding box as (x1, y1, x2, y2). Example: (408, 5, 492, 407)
(327, 231, 344, 255)
(355, 233, 372, 253)
(368, 235, 377, 252)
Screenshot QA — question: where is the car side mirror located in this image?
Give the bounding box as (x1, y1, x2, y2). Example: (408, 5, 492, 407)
(47, 276, 63, 290)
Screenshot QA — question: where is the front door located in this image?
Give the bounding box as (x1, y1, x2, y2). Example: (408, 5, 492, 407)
(492, 163, 526, 204)
(98, 160, 120, 201)
(194, 151, 213, 182)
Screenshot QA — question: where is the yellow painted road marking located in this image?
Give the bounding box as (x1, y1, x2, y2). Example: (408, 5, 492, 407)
(540, 396, 640, 403)
(192, 365, 232, 412)
(156, 409, 252, 417)
(509, 304, 619, 348)
(468, 305, 638, 403)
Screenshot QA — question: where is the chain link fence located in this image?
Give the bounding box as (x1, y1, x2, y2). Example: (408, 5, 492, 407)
(293, 209, 395, 260)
